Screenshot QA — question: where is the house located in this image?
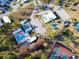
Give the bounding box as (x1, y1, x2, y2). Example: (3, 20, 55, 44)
(49, 42, 74, 59)
(20, 20, 33, 34)
(13, 28, 31, 44)
(13, 27, 37, 45)
(54, 6, 70, 20)
(0, 20, 3, 27)
(2, 16, 11, 23)
(37, 11, 56, 23)
(30, 16, 47, 34)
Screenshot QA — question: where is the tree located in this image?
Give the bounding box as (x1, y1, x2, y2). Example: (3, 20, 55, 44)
(1, 38, 9, 51)
(40, 54, 47, 59)
(62, 29, 70, 37)
(25, 55, 33, 59)
(58, 0, 65, 6)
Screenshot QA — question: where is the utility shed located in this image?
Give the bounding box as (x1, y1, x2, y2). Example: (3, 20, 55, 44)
(54, 6, 70, 20)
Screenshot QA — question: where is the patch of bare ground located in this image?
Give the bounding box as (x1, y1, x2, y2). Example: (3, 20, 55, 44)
(64, 7, 79, 20)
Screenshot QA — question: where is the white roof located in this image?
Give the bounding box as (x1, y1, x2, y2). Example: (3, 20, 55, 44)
(41, 11, 56, 23)
(42, 15, 50, 23)
(2, 16, 11, 23)
(13, 28, 22, 35)
(35, 26, 46, 34)
(29, 36, 37, 43)
(77, 4, 79, 8)
(30, 15, 46, 34)
(54, 6, 70, 20)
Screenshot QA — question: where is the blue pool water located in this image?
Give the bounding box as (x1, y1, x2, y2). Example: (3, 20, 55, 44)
(74, 22, 79, 32)
(15, 31, 26, 43)
(51, 23, 59, 31)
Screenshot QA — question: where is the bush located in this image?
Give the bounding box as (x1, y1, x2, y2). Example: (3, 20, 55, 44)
(0, 56, 3, 59)
(3, 54, 17, 59)
(25, 55, 33, 59)
(40, 54, 47, 59)
(1, 45, 9, 51)
(1, 40, 9, 51)
(62, 29, 70, 37)
(73, 2, 79, 6)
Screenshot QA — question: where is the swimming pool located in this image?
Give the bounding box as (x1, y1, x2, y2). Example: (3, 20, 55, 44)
(74, 22, 79, 32)
(51, 23, 59, 31)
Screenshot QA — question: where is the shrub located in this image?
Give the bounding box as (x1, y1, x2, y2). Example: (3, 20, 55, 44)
(3, 54, 17, 59)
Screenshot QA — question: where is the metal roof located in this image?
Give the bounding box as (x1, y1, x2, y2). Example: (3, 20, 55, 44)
(54, 6, 70, 20)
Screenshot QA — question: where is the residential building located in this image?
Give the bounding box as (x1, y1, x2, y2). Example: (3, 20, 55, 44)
(13, 28, 31, 44)
(20, 20, 33, 34)
(37, 11, 56, 23)
(30, 15, 47, 34)
(54, 6, 70, 20)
